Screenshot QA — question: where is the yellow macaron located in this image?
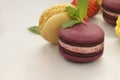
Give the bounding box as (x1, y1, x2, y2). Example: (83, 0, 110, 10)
(39, 4, 74, 44)
(115, 16, 120, 37)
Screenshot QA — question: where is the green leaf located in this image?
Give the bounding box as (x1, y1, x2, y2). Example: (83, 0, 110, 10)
(77, 0, 88, 20)
(28, 26, 40, 35)
(62, 20, 81, 29)
(62, 0, 88, 29)
(66, 6, 77, 19)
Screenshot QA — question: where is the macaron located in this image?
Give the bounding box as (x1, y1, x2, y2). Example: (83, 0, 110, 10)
(102, 0, 120, 26)
(115, 16, 120, 37)
(39, 4, 74, 44)
(59, 21, 104, 63)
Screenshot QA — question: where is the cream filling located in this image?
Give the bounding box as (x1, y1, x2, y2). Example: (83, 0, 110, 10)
(59, 40, 104, 54)
(102, 8, 120, 17)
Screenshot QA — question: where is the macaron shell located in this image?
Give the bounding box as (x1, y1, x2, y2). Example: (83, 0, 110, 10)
(59, 22, 104, 44)
(39, 4, 75, 30)
(102, 0, 120, 10)
(40, 12, 72, 44)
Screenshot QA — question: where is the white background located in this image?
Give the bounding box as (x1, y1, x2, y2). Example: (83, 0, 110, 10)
(0, 0, 120, 80)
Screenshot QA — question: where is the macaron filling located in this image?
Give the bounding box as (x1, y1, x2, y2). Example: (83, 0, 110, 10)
(59, 45, 103, 58)
(59, 40, 104, 54)
(102, 8, 120, 17)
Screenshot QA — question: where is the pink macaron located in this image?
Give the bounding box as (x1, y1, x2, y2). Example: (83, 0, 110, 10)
(102, 0, 120, 26)
(58, 21, 105, 63)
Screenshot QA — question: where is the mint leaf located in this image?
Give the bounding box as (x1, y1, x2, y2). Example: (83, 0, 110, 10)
(77, 0, 88, 21)
(62, 0, 88, 29)
(62, 20, 81, 29)
(66, 6, 77, 19)
(28, 26, 40, 35)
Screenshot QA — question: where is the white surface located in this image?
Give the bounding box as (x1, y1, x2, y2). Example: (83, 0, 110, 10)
(0, 0, 120, 80)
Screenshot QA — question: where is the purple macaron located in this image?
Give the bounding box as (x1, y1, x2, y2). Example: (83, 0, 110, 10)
(58, 21, 105, 63)
(102, 0, 120, 26)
